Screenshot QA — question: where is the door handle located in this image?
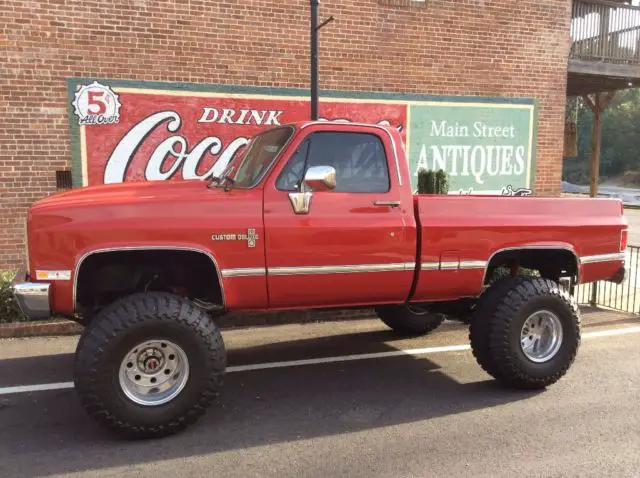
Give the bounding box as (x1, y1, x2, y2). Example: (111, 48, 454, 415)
(373, 200, 401, 208)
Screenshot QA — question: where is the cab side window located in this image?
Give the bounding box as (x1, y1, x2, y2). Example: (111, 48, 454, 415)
(275, 139, 310, 191)
(276, 131, 391, 193)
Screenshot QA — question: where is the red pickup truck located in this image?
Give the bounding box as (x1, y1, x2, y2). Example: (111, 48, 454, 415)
(13, 120, 627, 438)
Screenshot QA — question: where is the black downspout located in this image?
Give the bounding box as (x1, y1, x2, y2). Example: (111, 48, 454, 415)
(310, 0, 319, 120)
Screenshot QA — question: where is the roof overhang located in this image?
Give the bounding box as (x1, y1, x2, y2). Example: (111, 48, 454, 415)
(567, 58, 640, 96)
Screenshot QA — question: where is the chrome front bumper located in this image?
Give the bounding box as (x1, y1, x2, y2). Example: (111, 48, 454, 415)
(11, 267, 51, 320)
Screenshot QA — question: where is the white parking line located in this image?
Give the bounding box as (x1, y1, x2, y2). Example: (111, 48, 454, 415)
(0, 382, 75, 395)
(226, 343, 472, 373)
(582, 325, 640, 338)
(0, 325, 639, 396)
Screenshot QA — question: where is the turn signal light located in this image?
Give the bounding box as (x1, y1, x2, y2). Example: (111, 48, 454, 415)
(35, 270, 71, 281)
(620, 229, 628, 251)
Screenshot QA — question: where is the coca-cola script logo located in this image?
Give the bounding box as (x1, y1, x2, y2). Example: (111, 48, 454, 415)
(72, 81, 121, 126)
(104, 111, 404, 184)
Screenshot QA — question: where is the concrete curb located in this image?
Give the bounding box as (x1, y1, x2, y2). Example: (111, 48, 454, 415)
(0, 309, 379, 339)
(0, 319, 83, 339)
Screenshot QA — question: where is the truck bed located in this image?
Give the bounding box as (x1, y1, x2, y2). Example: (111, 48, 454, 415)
(409, 195, 627, 302)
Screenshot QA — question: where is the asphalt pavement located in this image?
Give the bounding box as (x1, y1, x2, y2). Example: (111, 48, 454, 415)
(0, 310, 639, 478)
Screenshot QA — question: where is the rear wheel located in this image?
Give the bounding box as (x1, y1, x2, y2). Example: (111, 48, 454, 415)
(73, 291, 226, 438)
(469, 277, 518, 380)
(469, 276, 581, 389)
(375, 305, 445, 336)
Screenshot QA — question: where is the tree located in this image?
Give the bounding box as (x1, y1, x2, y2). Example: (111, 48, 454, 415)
(562, 89, 640, 186)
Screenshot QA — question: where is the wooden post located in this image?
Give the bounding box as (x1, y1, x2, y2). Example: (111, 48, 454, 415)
(590, 92, 602, 198)
(583, 91, 616, 198)
(582, 90, 616, 307)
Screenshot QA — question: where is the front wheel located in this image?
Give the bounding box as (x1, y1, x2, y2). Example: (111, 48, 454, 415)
(73, 292, 226, 438)
(469, 276, 581, 389)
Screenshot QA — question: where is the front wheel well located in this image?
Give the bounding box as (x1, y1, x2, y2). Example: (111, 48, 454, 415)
(483, 248, 579, 285)
(75, 249, 224, 321)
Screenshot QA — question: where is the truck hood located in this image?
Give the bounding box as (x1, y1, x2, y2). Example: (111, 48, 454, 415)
(26, 179, 265, 268)
(32, 180, 215, 210)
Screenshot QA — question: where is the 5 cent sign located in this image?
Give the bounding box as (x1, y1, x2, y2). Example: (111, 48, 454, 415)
(72, 81, 121, 126)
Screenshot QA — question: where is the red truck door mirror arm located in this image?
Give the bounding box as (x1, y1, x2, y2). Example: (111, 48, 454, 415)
(288, 165, 337, 214)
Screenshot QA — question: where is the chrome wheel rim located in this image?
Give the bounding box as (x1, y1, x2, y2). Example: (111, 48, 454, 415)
(520, 310, 563, 363)
(118, 339, 189, 406)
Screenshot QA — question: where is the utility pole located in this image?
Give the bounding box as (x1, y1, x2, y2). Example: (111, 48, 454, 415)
(310, 0, 319, 120)
(309, 1, 334, 121)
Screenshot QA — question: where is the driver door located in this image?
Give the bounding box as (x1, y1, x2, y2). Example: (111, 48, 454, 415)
(262, 125, 416, 309)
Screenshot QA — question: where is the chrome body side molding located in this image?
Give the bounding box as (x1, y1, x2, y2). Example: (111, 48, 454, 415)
(221, 267, 267, 278)
(267, 262, 416, 276)
(419, 260, 487, 271)
(580, 252, 626, 264)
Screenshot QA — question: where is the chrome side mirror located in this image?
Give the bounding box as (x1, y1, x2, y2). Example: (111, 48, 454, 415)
(302, 165, 336, 192)
(288, 165, 337, 215)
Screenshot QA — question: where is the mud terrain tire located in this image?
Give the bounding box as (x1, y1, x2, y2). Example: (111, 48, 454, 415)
(73, 292, 226, 439)
(469, 276, 581, 389)
(469, 276, 522, 381)
(375, 305, 445, 336)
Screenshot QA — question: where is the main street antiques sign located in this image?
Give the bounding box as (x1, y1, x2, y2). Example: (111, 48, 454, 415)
(409, 103, 536, 195)
(67, 78, 537, 195)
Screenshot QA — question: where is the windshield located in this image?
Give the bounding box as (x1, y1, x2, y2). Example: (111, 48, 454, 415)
(228, 126, 295, 188)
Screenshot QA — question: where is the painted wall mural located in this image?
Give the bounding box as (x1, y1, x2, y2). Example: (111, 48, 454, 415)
(67, 78, 537, 195)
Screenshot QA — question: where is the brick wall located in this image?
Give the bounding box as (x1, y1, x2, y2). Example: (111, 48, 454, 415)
(0, 0, 572, 270)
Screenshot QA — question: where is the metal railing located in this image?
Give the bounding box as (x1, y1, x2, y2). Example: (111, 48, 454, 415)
(571, 0, 640, 64)
(575, 244, 640, 314)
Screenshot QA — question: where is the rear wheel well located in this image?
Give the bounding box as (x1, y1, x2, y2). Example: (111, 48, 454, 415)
(484, 248, 579, 285)
(75, 249, 223, 321)
(408, 248, 579, 324)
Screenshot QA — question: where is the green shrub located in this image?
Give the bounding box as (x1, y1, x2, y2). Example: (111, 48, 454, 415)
(417, 168, 449, 194)
(0, 271, 27, 323)
(434, 169, 449, 195)
(417, 169, 435, 194)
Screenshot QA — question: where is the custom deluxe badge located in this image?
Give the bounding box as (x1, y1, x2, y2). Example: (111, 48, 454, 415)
(212, 228, 259, 248)
(72, 81, 121, 126)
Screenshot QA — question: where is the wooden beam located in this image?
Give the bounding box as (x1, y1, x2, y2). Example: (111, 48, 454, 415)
(568, 59, 640, 79)
(566, 69, 638, 96)
(568, 81, 632, 97)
